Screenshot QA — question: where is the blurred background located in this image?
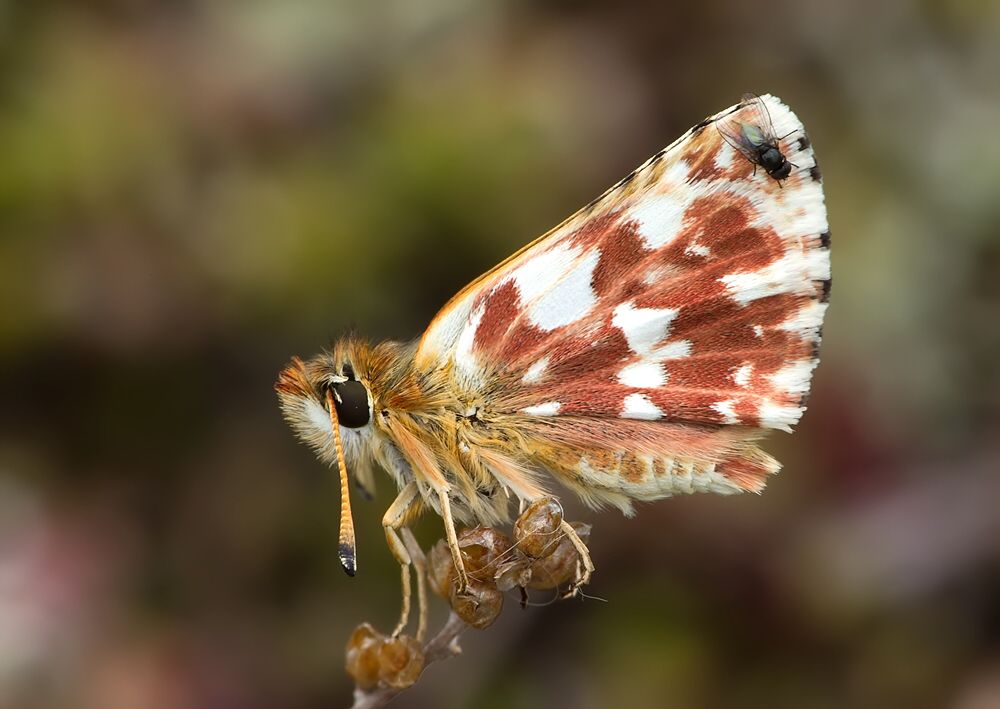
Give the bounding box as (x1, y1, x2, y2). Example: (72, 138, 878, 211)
(1, 1, 999, 707)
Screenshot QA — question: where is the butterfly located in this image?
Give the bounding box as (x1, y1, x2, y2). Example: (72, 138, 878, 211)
(276, 93, 830, 637)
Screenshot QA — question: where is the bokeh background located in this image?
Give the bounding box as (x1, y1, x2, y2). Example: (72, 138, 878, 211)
(2, 1, 999, 708)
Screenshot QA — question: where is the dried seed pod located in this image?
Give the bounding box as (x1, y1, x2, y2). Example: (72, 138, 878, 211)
(427, 539, 456, 598)
(494, 556, 532, 592)
(457, 526, 512, 582)
(376, 634, 425, 689)
(450, 578, 504, 629)
(345, 623, 385, 690)
(513, 497, 564, 559)
(527, 522, 592, 590)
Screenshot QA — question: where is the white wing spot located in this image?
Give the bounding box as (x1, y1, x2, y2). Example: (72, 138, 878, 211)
(522, 401, 561, 416)
(720, 249, 829, 305)
(714, 141, 736, 170)
(454, 303, 485, 377)
(779, 301, 827, 337)
(753, 324, 764, 338)
(522, 356, 550, 384)
(617, 361, 667, 388)
(712, 399, 740, 424)
(685, 242, 711, 258)
(510, 242, 579, 302)
(768, 360, 815, 396)
(612, 302, 679, 357)
(733, 363, 753, 387)
(628, 194, 685, 249)
(621, 393, 663, 420)
(524, 248, 601, 331)
(759, 400, 801, 432)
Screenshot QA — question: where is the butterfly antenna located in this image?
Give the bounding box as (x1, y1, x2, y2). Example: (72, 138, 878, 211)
(327, 389, 357, 576)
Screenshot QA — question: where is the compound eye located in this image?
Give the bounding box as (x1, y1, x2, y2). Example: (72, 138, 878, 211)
(332, 379, 370, 428)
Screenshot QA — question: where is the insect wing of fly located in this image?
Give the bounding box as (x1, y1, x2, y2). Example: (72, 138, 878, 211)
(716, 93, 779, 158)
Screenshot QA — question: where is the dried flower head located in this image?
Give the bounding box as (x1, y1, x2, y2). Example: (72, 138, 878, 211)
(345, 623, 426, 691)
(513, 496, 565, 559)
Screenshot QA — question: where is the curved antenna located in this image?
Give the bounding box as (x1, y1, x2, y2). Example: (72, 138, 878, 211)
(327, 389, 357, 576)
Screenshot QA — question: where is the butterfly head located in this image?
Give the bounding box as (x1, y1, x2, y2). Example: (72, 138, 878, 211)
(275, 350, 375, 453)
(275, 341, 380, 576)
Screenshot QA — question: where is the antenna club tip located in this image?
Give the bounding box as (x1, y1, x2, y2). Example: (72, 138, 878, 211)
(339, 543, 357, 577)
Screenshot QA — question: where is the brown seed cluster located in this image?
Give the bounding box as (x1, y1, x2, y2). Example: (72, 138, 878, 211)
(427, 497, 591, 629)
(346, 497, 593, 693)
(345, 623, 425, 690)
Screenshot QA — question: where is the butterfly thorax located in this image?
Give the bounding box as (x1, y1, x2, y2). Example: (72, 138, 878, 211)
(277, 336, 527, 527)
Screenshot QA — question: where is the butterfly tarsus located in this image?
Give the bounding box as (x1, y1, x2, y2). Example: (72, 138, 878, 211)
(556, 519, 595, 597)
(400, 528, 429, 642)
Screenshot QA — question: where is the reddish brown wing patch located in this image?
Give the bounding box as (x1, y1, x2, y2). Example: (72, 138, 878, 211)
(685, 140, 726, 183)
(473, 280, 521, 352)
(589, 219, 650, 298)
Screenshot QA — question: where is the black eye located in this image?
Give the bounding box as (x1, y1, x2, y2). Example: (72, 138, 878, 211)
(331, 379, 370, 428)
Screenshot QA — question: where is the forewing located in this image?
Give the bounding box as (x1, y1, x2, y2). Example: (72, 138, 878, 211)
(417, 94, 828, 438)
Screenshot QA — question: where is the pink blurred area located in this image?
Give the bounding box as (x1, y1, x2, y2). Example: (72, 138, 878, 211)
(1, 2, 998, 708)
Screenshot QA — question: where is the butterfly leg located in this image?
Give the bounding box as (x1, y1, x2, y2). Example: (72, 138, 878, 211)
(560, 519, 594, 596)
(382, 481, 421, 637)
(400, 527, 429, 641)
(381, 417, 470, 593)
(437, 489, 470, 593)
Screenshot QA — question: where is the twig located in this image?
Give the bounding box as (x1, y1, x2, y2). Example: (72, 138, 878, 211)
(349, 612, 467, 709)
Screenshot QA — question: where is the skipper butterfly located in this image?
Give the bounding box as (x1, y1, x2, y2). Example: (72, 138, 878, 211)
(276, 93, 830, 635)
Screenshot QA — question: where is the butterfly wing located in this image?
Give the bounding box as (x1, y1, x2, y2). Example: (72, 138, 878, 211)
(416, 94, 829, 507)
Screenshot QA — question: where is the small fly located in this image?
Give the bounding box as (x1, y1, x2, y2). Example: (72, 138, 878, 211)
(716, 93, 797, 184)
